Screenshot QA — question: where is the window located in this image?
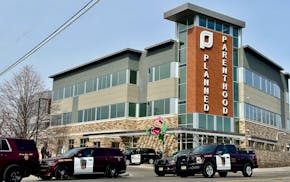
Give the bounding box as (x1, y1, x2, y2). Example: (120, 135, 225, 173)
(139, 103, 147, 117)
(78, 110, 83, 122)
(199, 114, 206, 129)
(224, 117, 231, 132)
(179, 49, 186, 64)
(69, 139, 74, 149)
(64, 85, 73, 98)
(84, 108, 95, 122)
(80, 138, 89, 147)
(207, 115, 214, 130)
(117, 103, 125, 117)
(129, 103, 136, 117)
(179, 31, 186, 50)
(199, 16, 206, 27)
(223, 24, 230, 34)
(93, 141, 100, 147)
(207, 19, 214, 30)
(86, 79, 96, 93)
(178, 103, 186, 114)
(215, 21, 222, 32)
(111, 142, 119, 148)
(179, 67, 186, 84)
(217, 116, 223, 131)
(63, 112, 72, 125)
(0, 139, 9, 151)
(130, 70, 137, 84)
(150, 63, 171, 82)
(118, 70, 126, 85)
(153, 98, 170, 115)
(76, 82, 85, 95)
(179, 84, 186, 101)
(110, 104, 117, 118)
(100, 105, 109, 119)
(98, 74, 111, 90)
(148, 67, 153, 82)
(178, 114, 186, 127)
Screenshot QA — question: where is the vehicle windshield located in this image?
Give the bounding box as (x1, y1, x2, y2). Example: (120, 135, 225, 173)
(61, 148, 82, 157)
(192, 145, 216, 154)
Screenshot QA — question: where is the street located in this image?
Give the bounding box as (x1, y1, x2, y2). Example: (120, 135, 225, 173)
(23, 165, 290, 182)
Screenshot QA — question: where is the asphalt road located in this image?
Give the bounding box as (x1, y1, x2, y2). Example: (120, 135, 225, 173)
(23, 165, 290, 182)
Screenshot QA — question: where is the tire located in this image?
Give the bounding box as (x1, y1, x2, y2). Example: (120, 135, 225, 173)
(39, 176, 53, 180)
(105, 165, 118, 178)
(4, 165, 23, 182)
(242, 163, 253, 177)
(179, 172, 188, 178)
(218, 171, 228, 177)
(155, 171, 165, 177)
(148, 159, 154, 164)
(55, 166, 69, 180)
(202, 162, 215, 178)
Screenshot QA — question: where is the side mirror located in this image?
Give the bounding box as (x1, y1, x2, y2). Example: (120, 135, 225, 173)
(216, 151, 223, 156)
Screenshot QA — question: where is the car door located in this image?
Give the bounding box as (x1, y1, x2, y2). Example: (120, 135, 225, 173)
(0, 139, 11, 171)
(74, 148, 94, 174)
(93, 148, 108, 173)
(215, 145, 231, 171)
(225, 145, 242, 171)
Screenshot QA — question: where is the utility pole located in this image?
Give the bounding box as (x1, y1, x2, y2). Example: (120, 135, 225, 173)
(36, 98, 51, 146)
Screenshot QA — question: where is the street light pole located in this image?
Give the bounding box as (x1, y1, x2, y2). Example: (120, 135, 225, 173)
(35, 98, 51, 146)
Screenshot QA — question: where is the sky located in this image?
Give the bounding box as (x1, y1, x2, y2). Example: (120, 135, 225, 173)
(0, 0, 290, 90)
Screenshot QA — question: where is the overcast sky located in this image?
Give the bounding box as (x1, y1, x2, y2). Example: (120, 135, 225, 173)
(1, 0, 289, 89)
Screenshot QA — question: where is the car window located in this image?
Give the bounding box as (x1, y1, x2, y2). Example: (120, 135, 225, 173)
(94, 149, 105, 157)
(225, 145, 237, 154)
(216, 145, 228, 154)
(81, 149, 94, 157)
(14, 140, 36, 151)
(108, 149, 122, 156)
(0, 139, 9, 151)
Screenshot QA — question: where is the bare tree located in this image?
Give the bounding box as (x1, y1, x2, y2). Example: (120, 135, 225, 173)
(0, 65, 50, 139)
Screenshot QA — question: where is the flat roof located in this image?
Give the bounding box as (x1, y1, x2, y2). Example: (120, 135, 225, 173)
(243, 45, 283, 71)
(164, 3, 245, 28)
(144, 39, 176, 51)
(49, 48, 142, 78)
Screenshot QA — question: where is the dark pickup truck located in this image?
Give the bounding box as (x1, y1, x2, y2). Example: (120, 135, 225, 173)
(175, 144, 258, 178)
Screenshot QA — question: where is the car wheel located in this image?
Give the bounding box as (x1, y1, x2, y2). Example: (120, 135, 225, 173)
(218, 171, 228, 177)
(39, 176, 53, 180)
(4, 165, 22, 182)
(242, 163, 253, 177)
(148, 159, 154, 164)
(202, 162, 215, 178)
(55, 166, 69, 180)
(105, 165, 118, 178)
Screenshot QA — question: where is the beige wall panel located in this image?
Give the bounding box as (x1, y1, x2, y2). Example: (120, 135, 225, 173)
(52, 98, 73, 114)
(239, 83, 281, 114)
(147, 78, 178, 101)
(78, 84, 138, 109)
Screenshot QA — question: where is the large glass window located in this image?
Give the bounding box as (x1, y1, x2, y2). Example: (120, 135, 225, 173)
(129, 103, 136, 117)
(100, 105, 109, 119)
(139, 103, 147, 117)
(207, 115, 214, 130)
(199, 16, 206, 27)
(110, 104, 117, 118)
(63, 112, 72, 125)
(86, 79, 96, 93)
(224, 117, 231, 132)
(117, 103, 125, 117)
(217, 116, 223, 131)
(76, 82, 85, 95)
(64, 85, 73, 98)
(179, 31, 186, 50)
(78, 110, 83, 122)
(199, 114, 206, 129)
(130, 70, 137, 84)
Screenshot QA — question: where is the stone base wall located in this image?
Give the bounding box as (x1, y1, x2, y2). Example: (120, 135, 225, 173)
(238, 120, 290, 167)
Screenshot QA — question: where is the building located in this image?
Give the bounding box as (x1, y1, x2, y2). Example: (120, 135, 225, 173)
(47, 3, 290, 167)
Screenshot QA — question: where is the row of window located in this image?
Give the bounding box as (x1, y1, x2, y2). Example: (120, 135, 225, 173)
(199, 16, 231, 34)
(50, 98, 175, 126)
(51, 112, 72, 126)
(148, 62, 172, 82)
(53, 70, 137, 101)
(139, 98, 171, 117)
(243, 103, 282, 128)
(243, 68, 280, 98)
(178, 113, 233, 132)
(77, 103, 136, 123)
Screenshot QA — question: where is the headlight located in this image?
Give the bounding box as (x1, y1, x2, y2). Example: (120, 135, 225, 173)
(196, 156, 204, 164)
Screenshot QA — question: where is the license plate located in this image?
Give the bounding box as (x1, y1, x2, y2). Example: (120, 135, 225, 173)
(159, 167, 163, 171)
(181, 166, 187, 170)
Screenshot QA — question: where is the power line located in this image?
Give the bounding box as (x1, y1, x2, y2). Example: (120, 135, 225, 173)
(0, 0, 101, 77)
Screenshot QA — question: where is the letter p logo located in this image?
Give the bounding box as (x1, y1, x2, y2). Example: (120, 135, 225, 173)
(200, 31, 213, 49)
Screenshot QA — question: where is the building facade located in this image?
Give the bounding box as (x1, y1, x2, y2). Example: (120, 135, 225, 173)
(47, 3, 290, 167)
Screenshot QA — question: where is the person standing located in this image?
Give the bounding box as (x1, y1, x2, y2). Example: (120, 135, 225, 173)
(41, 142, 48, 159)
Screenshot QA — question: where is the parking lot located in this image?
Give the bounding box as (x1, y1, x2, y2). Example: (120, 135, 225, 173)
(23, 165, 290, 182)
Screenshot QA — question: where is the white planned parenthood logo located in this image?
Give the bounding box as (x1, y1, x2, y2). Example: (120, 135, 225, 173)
(200, 30, 213, 49)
